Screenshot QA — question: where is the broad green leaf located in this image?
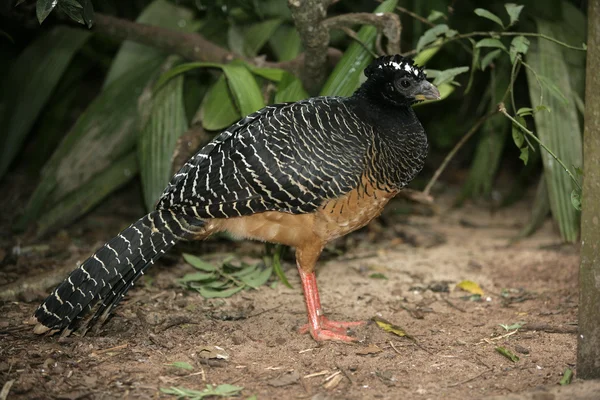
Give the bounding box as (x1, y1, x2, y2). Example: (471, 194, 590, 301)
(519, 146, 529, 164)
(505, 3, 525, 26)
(475, 38, 507, 51)
(198, 285, 244, 299)
(275, 72, 309, 103)
(480, 49, 503, 70)
(320, 0, 398, 97)
(269, 25, 302, 62)
(248, 66, 285, 82)
(517, 107, 534, 116)
(240, 266, 272, 288)
(36, 0, 58, 24)
(167, 362, 194, 370)
(222, 62, 265, 115)
(17, 59, 163, 231)
(413, 38, 443, 66)
(183, 253, 217, 272)
(178, 271, 217, 283)
(155, 62, 221, 90)
(0, 27, 90, 180)
(512, 116, 526, 148)
(36, 152, 138, 236)
(429, 66, 469, 86)
(139, 59, 188, 210)
(474, 8, 505, 28)
(242, 18, 283, 57)
(427, 10, 445, 22)
(104, 0, 194, 87)
(59, 1, 85, 25)
(416, 24, 449, 53)
(199, 75, 241, 131)
(525, 10, 585, 257)
(82, 0, 94, 28)
(509, 36, 530, 64)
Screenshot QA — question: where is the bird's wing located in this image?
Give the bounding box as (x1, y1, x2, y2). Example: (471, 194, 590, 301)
(157, 97, 373, 218)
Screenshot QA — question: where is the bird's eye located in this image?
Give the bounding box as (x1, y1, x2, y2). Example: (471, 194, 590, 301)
(400, 79, 411, 88)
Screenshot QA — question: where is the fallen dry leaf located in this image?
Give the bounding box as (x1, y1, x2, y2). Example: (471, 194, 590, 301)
(356, 344, 383, 355)
(372, 316, 413, 339)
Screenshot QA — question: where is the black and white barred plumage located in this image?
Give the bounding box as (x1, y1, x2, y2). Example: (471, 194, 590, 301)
(35, 55, 437, 334)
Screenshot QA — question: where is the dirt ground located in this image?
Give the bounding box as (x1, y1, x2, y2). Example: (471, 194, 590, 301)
(1, 181, 599, 399)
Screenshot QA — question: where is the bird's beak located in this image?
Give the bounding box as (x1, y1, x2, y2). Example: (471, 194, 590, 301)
(414, 80, 441, 101)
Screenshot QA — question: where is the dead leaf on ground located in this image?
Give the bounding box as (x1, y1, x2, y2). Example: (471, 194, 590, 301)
(267, 370, 300, 387)
(356, 344, 383, 355)
(197, 346, 229, 360)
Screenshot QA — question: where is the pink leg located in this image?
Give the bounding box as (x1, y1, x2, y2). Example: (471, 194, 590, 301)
(297, 267, 365, 342)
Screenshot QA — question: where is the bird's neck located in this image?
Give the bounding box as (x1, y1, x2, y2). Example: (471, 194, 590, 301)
(346, 94, 429, 190)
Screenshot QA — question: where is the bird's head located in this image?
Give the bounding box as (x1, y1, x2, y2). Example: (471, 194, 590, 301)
(361, 54, 440, 107)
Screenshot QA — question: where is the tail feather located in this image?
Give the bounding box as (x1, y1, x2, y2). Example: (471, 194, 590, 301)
(35, 209, 203, 333)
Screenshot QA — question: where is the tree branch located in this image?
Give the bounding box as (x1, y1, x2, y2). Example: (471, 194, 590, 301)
(288, 0, 330, 94)
(322, 12, 401, 55)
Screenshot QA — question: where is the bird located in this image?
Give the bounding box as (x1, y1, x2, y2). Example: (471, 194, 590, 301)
(33, 54, 440, 342)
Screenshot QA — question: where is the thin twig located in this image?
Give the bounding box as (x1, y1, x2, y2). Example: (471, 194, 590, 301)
(403, 31, 587, 57)
(498, 103, 582, 190)
(446, 370, 489, 388)
(423, 110, 498, 195)
(394, 5, 436, 27)
(322, 12, 401, 54)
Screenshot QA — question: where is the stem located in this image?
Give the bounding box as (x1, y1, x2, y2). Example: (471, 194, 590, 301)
(403, 31, 587, 57)
(423, 110, 498, 195)
(498, 103, 582, 190)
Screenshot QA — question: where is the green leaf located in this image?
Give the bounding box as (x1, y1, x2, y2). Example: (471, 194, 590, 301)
(429, 66, 469, 86)
(167, 362, 194, 371)
(161, 384, 244, 399)
(512, 116, 526, 148)
(199, 75, 241, 131)
(495, 347, 519, 362)
(18, 59, 163, 232)
(82, 0, 94, 28)
(36, 0, 58, 24)
(104, 0, 193, 87)
(519, 146, 529, 165)
(222, 62, 265, 116)
(559, 368, 573, 385)
(427, 10, 445, 22)
(239, 266, 272, 288)
(198, 285, 244, 299)
(539, 75, 569, 104)
(183, 253, 217, 272)
(516, 107, 534, 117)
(269, 244, 292, 289)
(59, 0, 85, 25)
(505, 3, 525, 26)
(275, 72, 309, 103)
(413, 38, 443, 66)
(525, 19, 582, 242)
(242, 19, 283, 57)
(178, 271, 217, 283)
(139, 59, 188, 210)
(248, 66, 285, 82)
(475, 38, 507, 51)
(155, 62, 221, 90)
(416, 24, 449, 53)
(320, 0, 398, 97)
(36, 153, 139, 236)
(480, 49, 503, 70)
(509, 36, 530, 64)
(474, 8, 505, 28)
(571, 189, 582, 211)
(269, 25, 302, 62)
(0, 26, 91, 180)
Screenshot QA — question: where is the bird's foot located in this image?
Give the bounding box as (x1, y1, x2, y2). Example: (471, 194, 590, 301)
(299, 317, 365, 342)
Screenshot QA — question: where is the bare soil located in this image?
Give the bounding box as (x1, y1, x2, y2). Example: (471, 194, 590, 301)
(1, 183, 598, 399)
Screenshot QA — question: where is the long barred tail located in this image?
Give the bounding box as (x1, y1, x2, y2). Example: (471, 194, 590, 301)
(34, 209, 202, 334)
